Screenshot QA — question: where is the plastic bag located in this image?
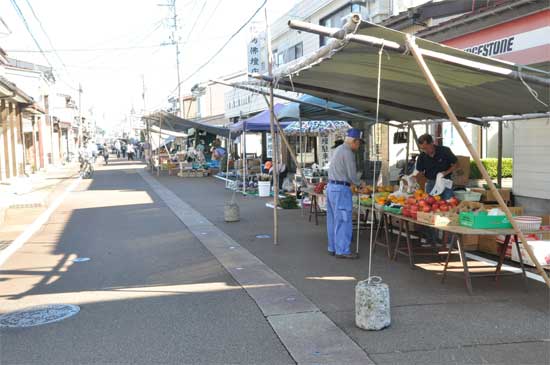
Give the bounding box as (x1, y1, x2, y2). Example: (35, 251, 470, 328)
(282, 177, 293, 192)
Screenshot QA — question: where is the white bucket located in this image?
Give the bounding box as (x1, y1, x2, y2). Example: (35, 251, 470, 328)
(355, 277, 391, 331)
(258, 181, 271, 197)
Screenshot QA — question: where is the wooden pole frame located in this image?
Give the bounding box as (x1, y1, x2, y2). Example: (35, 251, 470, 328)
(407, 34, 550, 287)
(266, 9, 278, 245)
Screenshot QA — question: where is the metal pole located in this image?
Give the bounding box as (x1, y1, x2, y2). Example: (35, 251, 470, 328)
(497, 121, 503, 187)
(158, 115, 162, 176)
(77, 83, 83, 148)
(407, 34, 550, 287)
(243, 129, 247, 195)
(266, 9, 278, 245)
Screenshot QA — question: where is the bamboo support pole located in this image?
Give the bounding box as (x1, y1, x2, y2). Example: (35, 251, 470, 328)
(262, 95, 309, 188)
(407, 34, 550, 287)
(266, 9, 278, 245)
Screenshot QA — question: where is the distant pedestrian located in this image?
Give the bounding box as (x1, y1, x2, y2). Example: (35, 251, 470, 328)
(103, 143, 109, 165)
(121, 142, 127, 158)
(127, 144, 135, 160)
(114, 140, 121, 158)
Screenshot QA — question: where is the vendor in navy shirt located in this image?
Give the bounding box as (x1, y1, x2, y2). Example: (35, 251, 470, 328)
(414, 134, 458, 200)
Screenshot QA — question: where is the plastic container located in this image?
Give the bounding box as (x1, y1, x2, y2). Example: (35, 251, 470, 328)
(454, 190, 482, 202)
(383, 206, 402, 215)
(513, 216, 542, 231)
(459, 211, 512, 229)
(258, 181, 271, 197)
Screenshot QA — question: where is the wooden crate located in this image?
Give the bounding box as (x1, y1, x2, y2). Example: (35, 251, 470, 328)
(416, 212, 458, 226)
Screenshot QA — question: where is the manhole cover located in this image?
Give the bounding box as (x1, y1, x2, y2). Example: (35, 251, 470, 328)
(0, 304, 80, 328)
(72, 257, 90, 262)
(256, 234, 271, 239)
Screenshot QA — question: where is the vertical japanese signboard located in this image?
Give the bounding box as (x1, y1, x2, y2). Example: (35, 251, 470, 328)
(248, 34, 267, 77)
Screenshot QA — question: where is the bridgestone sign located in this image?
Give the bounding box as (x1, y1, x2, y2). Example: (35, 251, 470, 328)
(464, 36, 514, 57)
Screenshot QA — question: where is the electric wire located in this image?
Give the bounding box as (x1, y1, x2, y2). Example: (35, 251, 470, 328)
(9, 0, 53, 67)
(167, 0, 268, 97)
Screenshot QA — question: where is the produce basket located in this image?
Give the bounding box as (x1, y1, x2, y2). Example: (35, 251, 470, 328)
(454, 190, 482, 202)
(513, 216, 542, 231)
(383, 206, 402, 215)
(459, 211, 512, 229)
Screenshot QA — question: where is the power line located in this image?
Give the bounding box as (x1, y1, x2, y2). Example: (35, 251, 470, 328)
(168, 0, 267, 96)
(181, 0, 208, 46)
(22, 0, 77, 87)
(6, 45, 167, 53)
(9, 0, 53, 68)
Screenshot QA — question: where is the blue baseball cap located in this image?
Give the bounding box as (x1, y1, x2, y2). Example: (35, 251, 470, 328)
(347, 128, 364, 141)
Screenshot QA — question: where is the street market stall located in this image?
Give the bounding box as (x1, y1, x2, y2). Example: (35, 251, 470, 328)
(226, 104, 292, 195)
(143, 112, 230, 178)
(253, 13, 550, 288)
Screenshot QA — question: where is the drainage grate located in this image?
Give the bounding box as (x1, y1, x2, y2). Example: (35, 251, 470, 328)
(0, 304, 80, 328)
(9, 203, 44, 209)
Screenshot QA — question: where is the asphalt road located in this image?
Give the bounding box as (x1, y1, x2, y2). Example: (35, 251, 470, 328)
(0, 159, 293, 365)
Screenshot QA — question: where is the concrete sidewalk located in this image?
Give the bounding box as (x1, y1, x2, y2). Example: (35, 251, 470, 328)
(155, 173, 550, 364)
(0, 159, 294, 364)
(0, 163, 80, 251)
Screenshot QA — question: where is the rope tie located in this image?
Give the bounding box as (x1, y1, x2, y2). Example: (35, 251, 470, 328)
(367, 43, 385, 282)
(518, 65, 548, 107)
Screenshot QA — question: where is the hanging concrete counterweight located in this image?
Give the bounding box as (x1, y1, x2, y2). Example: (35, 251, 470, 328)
(355, 278, 391, 330)
(224, 201, 240, 222)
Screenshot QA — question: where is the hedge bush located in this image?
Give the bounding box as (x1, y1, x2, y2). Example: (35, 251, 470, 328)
(469, 158, 513, 179)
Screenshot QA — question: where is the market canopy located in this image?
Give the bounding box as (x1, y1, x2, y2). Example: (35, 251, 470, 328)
(229, 103, 292, 133)
(144, 111, 230, 138)
(267, 15, 550, 123)
(277, 94, 376, 124)
(284, 120, 351, 136)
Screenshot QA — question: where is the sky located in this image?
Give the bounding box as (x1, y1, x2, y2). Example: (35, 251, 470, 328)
(0, 0, 298, 130)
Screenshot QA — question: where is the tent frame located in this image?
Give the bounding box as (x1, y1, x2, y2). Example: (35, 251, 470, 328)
(263, 14, 550, 285)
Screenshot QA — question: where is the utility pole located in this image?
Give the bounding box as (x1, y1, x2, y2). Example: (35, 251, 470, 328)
(160, 0, 182, 117)
(77, 83, 83, 147)
(141, 74, 147, 113)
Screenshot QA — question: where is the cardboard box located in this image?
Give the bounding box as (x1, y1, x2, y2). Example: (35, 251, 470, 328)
(452, 156, 471, 187)
(461, 234, 478, 251)
(511, 240, 550, 267)
(540, 215, 550, 240)
(471, 188, 511, 203)
(417, 211, 458, 226)
(478, 235, 500, 255)
(483, 205, 524, 216)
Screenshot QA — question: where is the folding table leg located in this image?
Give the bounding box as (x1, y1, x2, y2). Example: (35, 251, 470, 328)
(314, 196, 319, 225)
(404, 221, 414, 269)
(308, 195, 314, 223)
(456, 236, 473, 295)
(442, 234, 457, 283)
(514, 235, 529, 292)
(494, 235, 511, 282)
(393, 219, 404, 261)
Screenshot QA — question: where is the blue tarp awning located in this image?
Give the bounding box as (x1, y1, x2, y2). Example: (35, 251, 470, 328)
(229, 103, 292, 133)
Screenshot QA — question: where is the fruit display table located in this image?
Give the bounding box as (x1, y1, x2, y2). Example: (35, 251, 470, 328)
(365, 207, 547, 294)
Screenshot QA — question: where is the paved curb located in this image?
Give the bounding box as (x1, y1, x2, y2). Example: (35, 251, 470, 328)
(138, 168, 373, 365)
(0, 176, 82, 267)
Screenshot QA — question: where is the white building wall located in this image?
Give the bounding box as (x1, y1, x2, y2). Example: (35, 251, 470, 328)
(513, 118, 550, 200)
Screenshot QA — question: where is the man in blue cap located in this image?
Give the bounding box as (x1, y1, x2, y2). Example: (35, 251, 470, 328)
(326, 128, 364, 259)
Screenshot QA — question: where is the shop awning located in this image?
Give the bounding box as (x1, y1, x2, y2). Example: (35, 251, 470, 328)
(267, 17, 550, 123)
(229, 103, 292, 133)
(277, 94, 376, 125)
(144, 112, 230, 138)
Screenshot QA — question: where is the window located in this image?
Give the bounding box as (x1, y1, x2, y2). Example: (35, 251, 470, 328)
(320, 4, 364, 46)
